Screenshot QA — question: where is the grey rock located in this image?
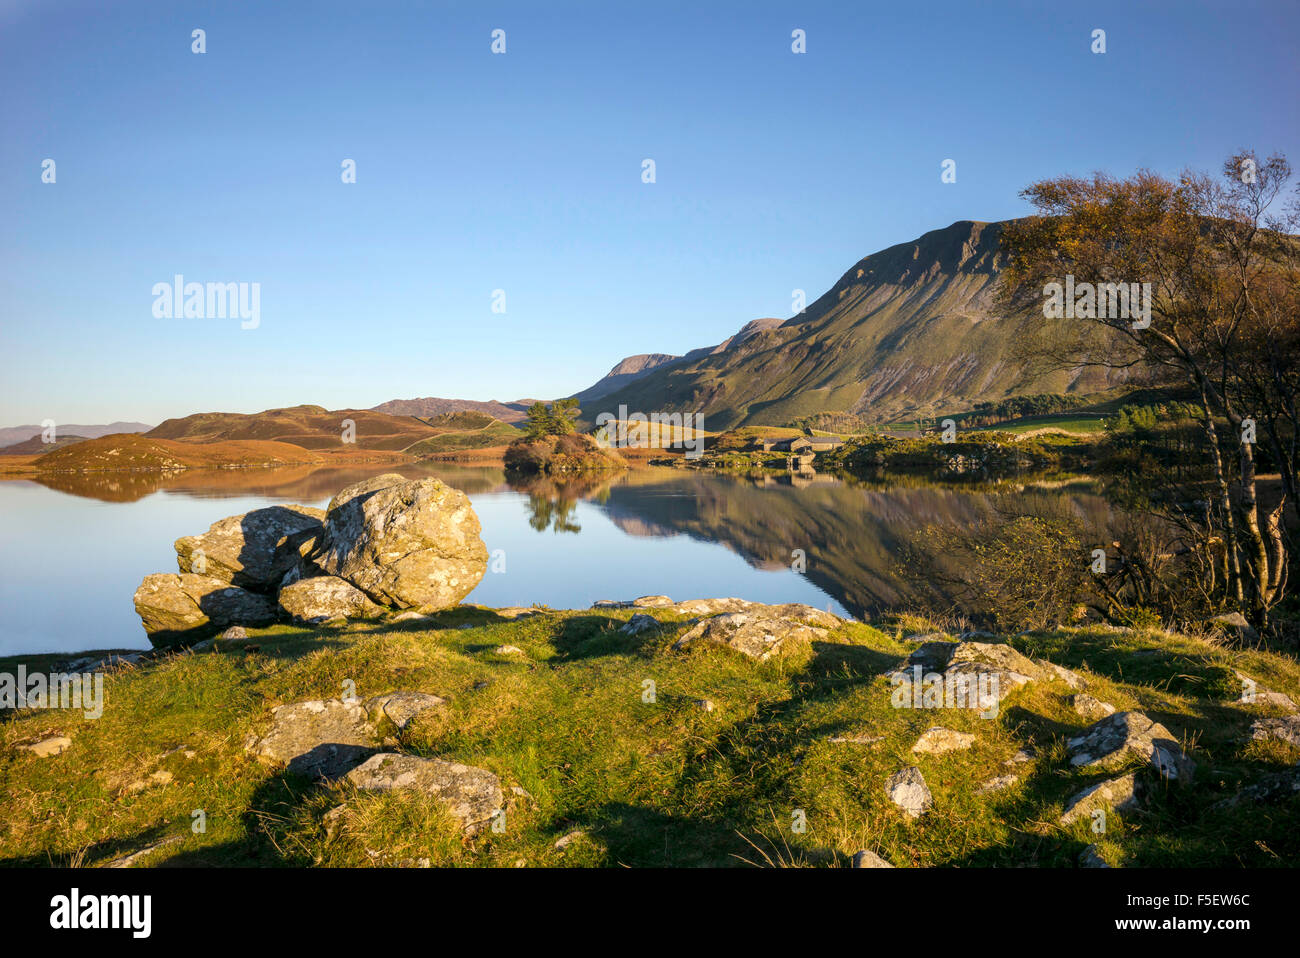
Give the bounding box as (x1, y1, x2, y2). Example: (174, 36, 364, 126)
(244, 698, 378, 779)
(1211, 612, 1259, 644)
(134, 573, 278, 647)
(365, 691, 446, 731)
(175, 505, 325, 591)
(851, 849, 894, 868)
(911, 726, 976, 754)
(1038, 659, 1087, 689)
(278, 575, 384, 625)
(1079, 844, 1111, 868)
(345, 753, 503, 833)
(1072, 693, 1117, 721)
(1250, 715, 1300, 748)
(672, 604, 840, 661)
(978, 774, 1018, 793)
(1067, 712, 1195, 783)
(885, 766, 933, 818)
(313, 474, 488, 610)
(1060, 773, 1143, 824)
(620, 613, 661, 635)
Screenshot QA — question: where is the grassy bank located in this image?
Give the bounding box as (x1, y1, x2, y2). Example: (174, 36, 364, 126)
(2, 606, 1297, 867)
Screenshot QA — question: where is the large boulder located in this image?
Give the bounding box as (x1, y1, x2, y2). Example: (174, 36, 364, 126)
(175, 505, 325, 592)
(1067, 711, 1196, 783)
(312, 474, 488, 610)
(278, 575, 384, 625)
(344, 753, 504, 833)
(134, 573, 278, 646)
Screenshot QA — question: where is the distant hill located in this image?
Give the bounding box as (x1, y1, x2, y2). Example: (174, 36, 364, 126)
(369, 397, 538, 424)
(147, 405, 439, 451)
(403, 413, 521, 457)
(30, 434, 336, 472)
(573, 319, 784, 405)
(0, 434, 90, 455)
(0, 421, 151, 449)
(584, 221, 1127, 429)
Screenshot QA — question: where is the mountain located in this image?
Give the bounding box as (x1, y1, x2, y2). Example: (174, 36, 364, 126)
(582, 221, 1127, 429)
(0, 421, 151, 449)
(574, 319, 784, 404)
(146, 405, 439, 451)
(369, 397, 538, 424)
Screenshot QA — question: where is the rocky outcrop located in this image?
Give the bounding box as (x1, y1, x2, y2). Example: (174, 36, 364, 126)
(1067, 712, 1195, 783)
(672, 604, 841, 661)
(278, 575, 384, 625)
(312, 474, 488, 610)
(896, 639, 1044, 706)
(175, 505, 325, 591)
(344, 753, 503, 833)
(134, 573, 278, 646)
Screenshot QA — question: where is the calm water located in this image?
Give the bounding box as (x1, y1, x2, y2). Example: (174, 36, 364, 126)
(0, 463, 1113, 656)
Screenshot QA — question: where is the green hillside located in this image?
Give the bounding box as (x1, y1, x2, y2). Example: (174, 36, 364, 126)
(588, 221, 1129, 430)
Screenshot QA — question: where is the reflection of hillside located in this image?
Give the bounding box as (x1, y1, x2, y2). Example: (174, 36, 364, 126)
(32, 462, 510, 503)
(592, 470, 1115, 620)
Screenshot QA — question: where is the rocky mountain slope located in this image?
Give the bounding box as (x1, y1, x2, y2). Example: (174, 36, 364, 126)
(583, 221, 1128, 429)
(574, 319, 784, 404)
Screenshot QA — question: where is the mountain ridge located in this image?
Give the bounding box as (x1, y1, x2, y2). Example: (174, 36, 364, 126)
(578, 220, 1127, 428)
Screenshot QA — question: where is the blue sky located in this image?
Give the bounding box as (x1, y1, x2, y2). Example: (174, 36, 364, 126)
(2, 0, 1297, 425)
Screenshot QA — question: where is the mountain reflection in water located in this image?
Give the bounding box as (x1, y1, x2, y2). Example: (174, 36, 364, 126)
(0, 463, 1114, 655)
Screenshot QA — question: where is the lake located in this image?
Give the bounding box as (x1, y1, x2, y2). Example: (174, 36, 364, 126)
(0, 463, 1115, 656)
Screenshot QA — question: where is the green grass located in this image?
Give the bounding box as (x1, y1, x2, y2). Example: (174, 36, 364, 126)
(2, 609, 1297, 868)
(985, 414, 1108, 436)
(403, 420, 520, 455)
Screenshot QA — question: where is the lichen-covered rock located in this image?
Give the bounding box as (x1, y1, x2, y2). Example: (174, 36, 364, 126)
(911, 726, 976, 755)
(244, 698, 378, 779)
(134, 573, 278, 646)
(278, 575, 384, 625)
(1038, 659, 1087, 689)
(175, 505, 325, 591)
(885, 766, 933, 818)
(364, 691, 446, 731)
(899, 639, 1044, 706)
(1060, 773, 1143, 824)
(1072, 693, 1117, 721)
(345, 753, 503, 833)
(1250, 715, 1300, 748)
(672, 604, 839, 661)
(1067, 711, 1195, 783)
(312, 474, 488, 610)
